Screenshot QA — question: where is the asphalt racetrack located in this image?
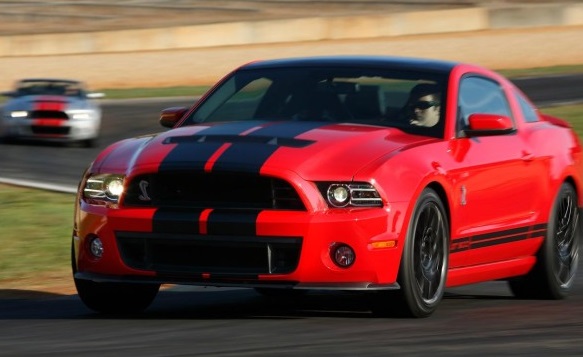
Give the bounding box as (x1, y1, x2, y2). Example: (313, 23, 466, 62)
(1, 75, 583, 355)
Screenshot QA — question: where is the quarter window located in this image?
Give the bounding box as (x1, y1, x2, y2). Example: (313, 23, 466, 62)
(515, 91, 539, 123)
(457, 76, 513, 134)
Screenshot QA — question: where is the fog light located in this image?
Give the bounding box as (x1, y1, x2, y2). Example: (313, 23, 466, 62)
(89, 237, 104, 258)
(331, 243, 355, 268)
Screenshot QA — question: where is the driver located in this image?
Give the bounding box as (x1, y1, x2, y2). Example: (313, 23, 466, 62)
(406, 83, 441, 127)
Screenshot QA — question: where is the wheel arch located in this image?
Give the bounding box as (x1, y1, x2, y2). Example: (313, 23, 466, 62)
(564, 175, 581, 206)
(425, 181, 451, 231)
(546, 174, 582, 222)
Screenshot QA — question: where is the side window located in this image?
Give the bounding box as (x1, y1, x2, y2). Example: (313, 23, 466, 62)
(457, 76, 512, 133)
(515, 91, 539, 123)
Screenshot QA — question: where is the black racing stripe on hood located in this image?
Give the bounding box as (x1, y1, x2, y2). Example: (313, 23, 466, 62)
(206, 209, 261, 236)
(152, 208, 205, 234)
(158, 121, 263, 172)
(211, 121, 328, 173)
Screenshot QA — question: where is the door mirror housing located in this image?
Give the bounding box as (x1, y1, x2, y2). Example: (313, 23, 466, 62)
(160, 107, 188, 128)
(463, 113, 516, 137)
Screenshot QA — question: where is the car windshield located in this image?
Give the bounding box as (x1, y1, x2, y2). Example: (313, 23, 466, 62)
(15, 80, 85, 97)
(182, 66, 447, 138)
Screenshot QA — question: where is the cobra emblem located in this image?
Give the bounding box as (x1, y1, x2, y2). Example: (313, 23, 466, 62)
(138, 180, 151, 201)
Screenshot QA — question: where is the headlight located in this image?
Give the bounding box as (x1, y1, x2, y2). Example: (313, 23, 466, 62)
(319, 182, 383, 208)
(328, 184, 350, 207)
(69, 110, 92, 120)
(83, 174, 125, 207)
(10, 111, 28, 118)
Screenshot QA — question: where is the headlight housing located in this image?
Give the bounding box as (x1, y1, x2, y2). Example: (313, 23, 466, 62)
(69, 110, 93, 120)
(317, 182, 383, 208)
(82, 174, 125, 207)
(10, 111, 28, 118)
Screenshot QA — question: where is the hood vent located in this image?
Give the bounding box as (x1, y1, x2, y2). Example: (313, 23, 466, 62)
(164, 134, 315, 148)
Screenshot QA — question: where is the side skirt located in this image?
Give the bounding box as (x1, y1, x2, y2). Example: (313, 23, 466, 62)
(446, 256, 536, 288)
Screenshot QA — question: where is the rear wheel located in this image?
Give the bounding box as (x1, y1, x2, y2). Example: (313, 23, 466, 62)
(372, 188, 449, 318)
(509, 182, 580, 299)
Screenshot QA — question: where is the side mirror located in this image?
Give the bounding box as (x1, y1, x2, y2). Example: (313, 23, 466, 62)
(160, 107, 188, 128)
(463, 113, 516, 137)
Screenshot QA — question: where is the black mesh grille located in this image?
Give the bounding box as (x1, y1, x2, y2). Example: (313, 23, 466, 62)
(117, 232, 302, 275)
(31, 125, 70, 134)
(30, 110, 69, 120)
(123, 172, 305, 210)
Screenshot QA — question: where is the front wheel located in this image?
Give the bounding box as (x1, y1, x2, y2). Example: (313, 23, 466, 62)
(72, 238, 159, 314)
(74, 278, 160, 314)
(372, 188, 449, 318)
(509, 182, 580, 299)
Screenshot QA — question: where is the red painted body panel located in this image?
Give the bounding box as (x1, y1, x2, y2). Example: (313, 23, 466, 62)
(73, 57, 582, 297)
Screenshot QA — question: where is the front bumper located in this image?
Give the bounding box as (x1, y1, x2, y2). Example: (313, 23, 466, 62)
(74, 271, 400, 291)
(74, 203, 408, 290)
(2, 117, 99, 141)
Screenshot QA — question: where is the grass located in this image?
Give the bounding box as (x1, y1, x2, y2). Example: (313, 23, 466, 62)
(1, 94, 582, 293)
(0, 185, 75, 290)
(497, 64, 583, 78)
(543, 105, 583, 138)
(100, 85, 210, 100)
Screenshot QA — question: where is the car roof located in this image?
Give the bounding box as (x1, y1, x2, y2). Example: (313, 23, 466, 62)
(240, 56, 458, 73)
(17, 78, 83, 85)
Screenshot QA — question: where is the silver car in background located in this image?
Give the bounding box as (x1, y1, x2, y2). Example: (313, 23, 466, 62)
(1, 78, 104, 147)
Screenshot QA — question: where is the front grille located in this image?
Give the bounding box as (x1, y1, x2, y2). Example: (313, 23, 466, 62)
(30, 110, 69, 120)
(124, 172, 306, 210)
(117, 232, 302, 275)
(31, 126, 70, 135)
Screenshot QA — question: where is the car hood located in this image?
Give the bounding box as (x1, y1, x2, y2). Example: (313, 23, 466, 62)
(95, 121, 437, 181)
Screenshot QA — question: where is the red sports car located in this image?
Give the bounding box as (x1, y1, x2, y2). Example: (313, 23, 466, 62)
(72, 56, 581, 317)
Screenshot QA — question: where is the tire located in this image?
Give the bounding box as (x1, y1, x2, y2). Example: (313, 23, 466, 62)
(1, 135, 17, 145)
(509, 182, 580, 299)
(82, 137, 98, 148)
(69, 138, 97, 148)
(372, 188, 449, 318)
(74, 279, 160, 314)
(71, 239, 160, 314)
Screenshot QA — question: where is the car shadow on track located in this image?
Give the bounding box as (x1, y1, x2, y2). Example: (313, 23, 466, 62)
(0, 284, 523, 320)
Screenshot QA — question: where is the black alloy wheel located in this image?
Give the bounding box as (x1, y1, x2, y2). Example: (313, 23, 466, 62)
(509, 182, 580, 299)
(372, 188, 449, 318)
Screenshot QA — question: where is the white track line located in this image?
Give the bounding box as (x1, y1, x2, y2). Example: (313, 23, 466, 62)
(0, 177, 77, 194)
